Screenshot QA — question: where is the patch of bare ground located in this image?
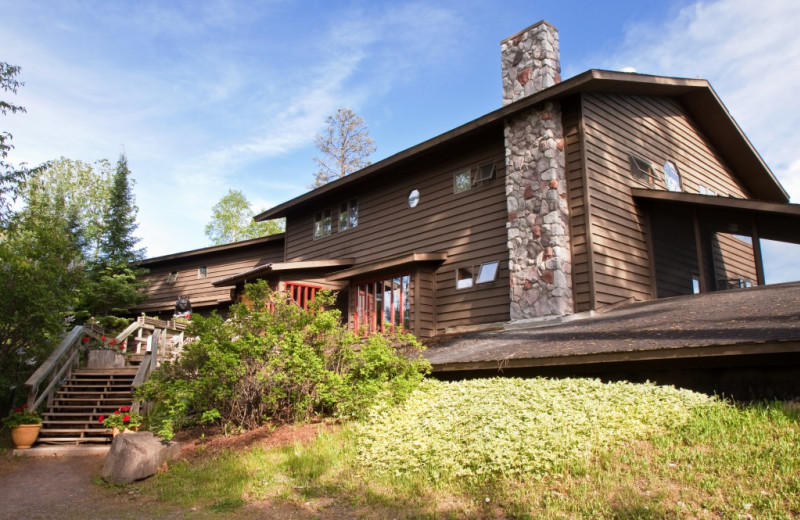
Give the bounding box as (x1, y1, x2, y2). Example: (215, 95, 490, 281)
(174, 420, 338, 459)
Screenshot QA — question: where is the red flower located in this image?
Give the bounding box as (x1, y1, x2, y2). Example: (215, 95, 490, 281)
(82, 336, 89, 343)
(109, 338, 116, 346)
(123, 415, 131, 422)
(101, 335, 106, 341)
(120, 406, 130, 412)
(186, 314, 191, 319)
(120, 344, 126, 351)
(98, 415, 105, 423)
(114, 410, 120, 414)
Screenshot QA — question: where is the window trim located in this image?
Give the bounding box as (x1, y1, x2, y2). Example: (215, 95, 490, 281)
(453, 169, 472, 194)
(473, 162, 496, 184)
(629, 154, 656, 186)
(313, 208, 332, 239)
(476, 261, 500, 284)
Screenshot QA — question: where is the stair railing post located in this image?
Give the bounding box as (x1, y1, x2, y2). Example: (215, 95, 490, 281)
(150, 329, 160, 373)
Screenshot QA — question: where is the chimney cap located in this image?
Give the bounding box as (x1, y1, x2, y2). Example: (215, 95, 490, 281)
(501, 20, 557, 45)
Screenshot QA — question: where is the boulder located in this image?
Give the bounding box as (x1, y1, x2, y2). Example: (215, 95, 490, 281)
(102, 432, 181, 484)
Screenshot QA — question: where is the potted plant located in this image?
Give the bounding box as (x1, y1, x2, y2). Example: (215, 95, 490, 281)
(100, 406, 143, 436)
(2, 404, 43, 449)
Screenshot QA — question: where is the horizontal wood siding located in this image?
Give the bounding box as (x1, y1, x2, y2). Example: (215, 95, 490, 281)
(563, 97, 592, 311)
(712, 233, 757, 288)
(650, 210, 697, 298)
(285, 132, 509, 334)
(582, 93, 752, 308)
(135, 243, 284, 312)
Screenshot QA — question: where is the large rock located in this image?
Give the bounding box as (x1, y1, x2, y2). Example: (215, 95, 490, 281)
(102, 432, 181, 484)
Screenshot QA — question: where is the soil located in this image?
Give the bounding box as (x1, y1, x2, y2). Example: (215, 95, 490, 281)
(0, 422, 352, 520)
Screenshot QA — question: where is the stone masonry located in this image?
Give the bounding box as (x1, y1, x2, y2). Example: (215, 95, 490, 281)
(501, 21, 561, 106)
(502, 21, 573, 320)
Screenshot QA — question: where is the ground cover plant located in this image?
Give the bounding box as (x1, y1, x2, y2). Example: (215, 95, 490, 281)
(133, 377, 800, 519)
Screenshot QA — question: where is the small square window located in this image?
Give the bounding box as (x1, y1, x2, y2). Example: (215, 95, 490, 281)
(167, 271, 178, 283)
(198, 266, 207, 279)
(630, 155, 655, 185)
(476, 261, 499, 284)
(474, 162, 496, 184)
(454, 170, 471, 194)
(456, 267, 474, 289)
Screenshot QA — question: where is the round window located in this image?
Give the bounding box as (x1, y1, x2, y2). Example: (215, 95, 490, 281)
(408, 189, 420, 208)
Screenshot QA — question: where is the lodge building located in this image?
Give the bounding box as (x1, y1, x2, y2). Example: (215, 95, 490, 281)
(132, 21, 800, 341)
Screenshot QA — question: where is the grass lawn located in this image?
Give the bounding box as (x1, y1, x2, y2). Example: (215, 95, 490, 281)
(132, 377, 800, 519)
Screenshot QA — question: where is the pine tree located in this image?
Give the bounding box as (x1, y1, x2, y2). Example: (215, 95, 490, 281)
(77, 153, 147, 329)
(312, 108, 376, 187)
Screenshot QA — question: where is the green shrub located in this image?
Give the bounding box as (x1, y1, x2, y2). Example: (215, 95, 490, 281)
(137, 281, 429, 437)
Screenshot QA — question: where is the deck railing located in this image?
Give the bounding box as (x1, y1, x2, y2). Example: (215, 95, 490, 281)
(24, 316, 191, 413)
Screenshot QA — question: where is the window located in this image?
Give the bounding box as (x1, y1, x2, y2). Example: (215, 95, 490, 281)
(354, 274, 410, 334)
(476, 261, 499, 284)
(456, 267, 474, 289)
(454, 170, 472, 194)
(408, 189, 420, 208)
(630, 155, 655, 185)
(313, 209, 332, 239)
(339, 199, 358, 231)
(474, 162, 496, 184)
(663, 160, 682, 192)
(167, 271, 178, 283)
(198, 266, 207, 279)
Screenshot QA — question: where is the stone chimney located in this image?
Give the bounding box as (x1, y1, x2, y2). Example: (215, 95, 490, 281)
(503, 21, 573, 320)
(501, 20, 561, 105)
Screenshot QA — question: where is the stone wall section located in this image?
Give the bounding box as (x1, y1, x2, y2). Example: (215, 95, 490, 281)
(505, 102, 573, 319)
(501, 21, 561, 106)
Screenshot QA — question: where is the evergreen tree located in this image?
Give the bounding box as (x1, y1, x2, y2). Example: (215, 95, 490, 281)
(77, 153, 147, 329)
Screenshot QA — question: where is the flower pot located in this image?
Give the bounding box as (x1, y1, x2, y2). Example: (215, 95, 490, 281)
(11, 424, 42, 449)
(111, 426, 120, 437)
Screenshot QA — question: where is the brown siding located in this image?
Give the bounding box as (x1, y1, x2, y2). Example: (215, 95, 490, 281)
(135, 242, 284, 313)
(285, 132, 509, 334)
(563, 97, 593, 312)
(712, 233, 757, 288)
(581, 93, 753, 308)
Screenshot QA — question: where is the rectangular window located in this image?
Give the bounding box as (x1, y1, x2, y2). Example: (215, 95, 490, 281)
(314, 209, 332, 239)
(167, 271, 178, 283)
(353, 274, 410, 335)
(456, 267, 474, 289)
(474, 162, 496, 184)
(476, 261, 499, 284)
(630, 155, 655, 186)
(339, 199, 358, 231)
(454, 170, 472, 194)
(198, 266, 207, 279)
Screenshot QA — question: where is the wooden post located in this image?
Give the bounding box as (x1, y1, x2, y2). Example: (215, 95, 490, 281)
(692, 208, 708, 293)
(751, 218, 766, 286)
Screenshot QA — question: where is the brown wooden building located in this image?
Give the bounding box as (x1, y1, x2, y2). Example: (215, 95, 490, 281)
(131, 235, 285, 319)
(143, 21, 800, 338)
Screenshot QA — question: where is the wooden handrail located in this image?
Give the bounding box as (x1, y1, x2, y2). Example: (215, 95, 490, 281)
(25, 325, 85, 410)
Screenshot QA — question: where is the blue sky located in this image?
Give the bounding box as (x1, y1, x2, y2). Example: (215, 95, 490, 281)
(3, 0, 799, 282)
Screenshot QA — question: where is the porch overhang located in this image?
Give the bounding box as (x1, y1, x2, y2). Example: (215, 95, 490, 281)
(632, 189, 800, 243)
(326, 252, 448, 281)
(212, 259, 355, 287)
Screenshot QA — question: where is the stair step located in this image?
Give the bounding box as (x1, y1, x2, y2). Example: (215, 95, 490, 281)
(39, 427, 111, 434)
(38, 437, 111, 444)
(43, 419, 108, 425)
(55, 391, 132, 396)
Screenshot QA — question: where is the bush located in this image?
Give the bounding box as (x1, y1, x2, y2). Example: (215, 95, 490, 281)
(138, 281, 430, 438)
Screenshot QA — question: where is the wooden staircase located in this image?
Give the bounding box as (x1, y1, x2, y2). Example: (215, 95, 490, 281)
(37, 368, 138, 444)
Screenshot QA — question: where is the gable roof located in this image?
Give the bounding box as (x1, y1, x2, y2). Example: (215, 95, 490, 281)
(255, 70, 787, 222)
